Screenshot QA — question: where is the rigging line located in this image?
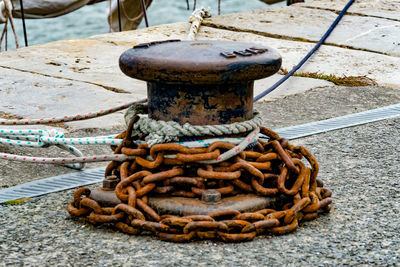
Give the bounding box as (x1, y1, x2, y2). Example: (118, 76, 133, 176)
(254, 0, 355, 102)
(117, 0, 122, 31)
(140, 0, 149, 27)
(4, 0, 18, 48)
(19, 0, 28, 46)
(4, 19, 6, 50)
(0, 20, 7, 51)
(120, 0, 146, 22)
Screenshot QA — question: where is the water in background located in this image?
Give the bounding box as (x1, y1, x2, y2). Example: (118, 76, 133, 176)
(2, 0, 309, 50)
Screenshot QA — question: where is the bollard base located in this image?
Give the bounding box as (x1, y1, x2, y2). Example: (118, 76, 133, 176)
(89, 188, 120, 207)
(89, 188, 288, 216)
(147, 194, 288, 216)
(68, 126, 332, 243)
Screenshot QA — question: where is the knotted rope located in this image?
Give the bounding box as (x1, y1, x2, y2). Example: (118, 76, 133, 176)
(124, 103, 263, 147)
(0, 128, 86, 169)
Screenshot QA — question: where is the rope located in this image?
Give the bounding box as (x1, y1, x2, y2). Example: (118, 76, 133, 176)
(0, 128, 86, 169)
(140, 0, 149, 27)
(0, 152, 134, 166)
(117, 0, 122, 31)
(0, 110, 261, 168)
(124, 103, 263, 146)
(0, 98, 147, 125)
(108, 0, 112, 32)
(200, 128, 259, 164)
(0, 128, 258, 149)
(0, 127, 127, 169)
(19, 0, 28, 46)
(0, 144, 87, 169)
(0, 99, 261, 167)
(0, 17, 7, 51)
(0, 129, 122, 148)
(254, 0, 355, 102)
(0, 0, 19, 51)
(187, 7, 211, 40)
(0, 98, 145, 169)
(0, 132, 261, 168)
(120, 0, 150, 22)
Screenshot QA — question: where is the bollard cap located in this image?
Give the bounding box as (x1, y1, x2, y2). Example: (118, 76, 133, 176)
(119, 40, 282, 85)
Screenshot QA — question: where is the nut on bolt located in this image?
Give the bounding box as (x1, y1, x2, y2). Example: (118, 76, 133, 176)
(102, 175, 119, 190)
(201, 189, 221, 203)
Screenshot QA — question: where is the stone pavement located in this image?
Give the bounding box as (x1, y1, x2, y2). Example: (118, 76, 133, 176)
(0, 0, 399, 265)
(0, 84, 399, 266)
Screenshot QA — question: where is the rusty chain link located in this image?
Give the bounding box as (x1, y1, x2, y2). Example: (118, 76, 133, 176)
(67, 125, 332, 242)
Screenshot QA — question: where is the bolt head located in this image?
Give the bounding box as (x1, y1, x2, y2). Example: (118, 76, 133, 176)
(102, 175, 119, 190)
(201, 189, 221, 203)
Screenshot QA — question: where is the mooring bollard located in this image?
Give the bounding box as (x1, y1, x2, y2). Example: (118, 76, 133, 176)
(67, 39, 332, 242)
(119, 39, 281, 125)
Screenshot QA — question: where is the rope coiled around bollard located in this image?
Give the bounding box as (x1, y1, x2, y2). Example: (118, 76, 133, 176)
(124, 103, 263, 146)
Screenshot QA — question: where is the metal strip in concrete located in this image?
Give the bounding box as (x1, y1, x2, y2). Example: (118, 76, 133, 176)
(0, 103, 399, 203)
(274, 103, 400, 140)
(0, 167, 105, 203)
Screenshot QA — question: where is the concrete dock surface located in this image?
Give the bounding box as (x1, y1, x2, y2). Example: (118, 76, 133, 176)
(0, 0, 399, 265)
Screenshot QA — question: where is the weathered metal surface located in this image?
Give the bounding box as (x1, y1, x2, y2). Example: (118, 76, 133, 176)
(88, 190, 285, 215)
(148, 194, 285, 216)
(201, 189, 221, 203)
(102, 175, 119, 190)
(89, 188, 121, 207)
(147, 82, 253, 125)
(68, 126, 332, 242)
(119, 40, 281, 125)
(119, 40, 282, 85)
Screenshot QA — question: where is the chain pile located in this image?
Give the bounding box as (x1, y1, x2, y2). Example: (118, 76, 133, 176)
(68, 118, 332, 242)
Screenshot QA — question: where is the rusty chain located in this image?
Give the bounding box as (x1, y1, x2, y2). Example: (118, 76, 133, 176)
(68, 123, 332, 242)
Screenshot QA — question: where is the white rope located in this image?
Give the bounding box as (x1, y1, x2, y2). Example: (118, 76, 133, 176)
(0, 128, 87, 169)
(187, 7, 211, 40)
(0, 152, 134, 165)
(0, 124, 265, 167)
(199, 128, 259, 164)
(0, 130, 265, 168)
(0, 127, 259, 148)
(0, 99, 263, 168)
(0, 129, 122, 148)
(124, 103, 263, 146)
(150, 128, 260, 164)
